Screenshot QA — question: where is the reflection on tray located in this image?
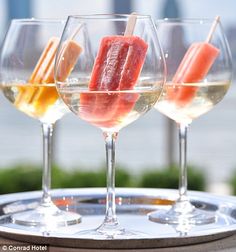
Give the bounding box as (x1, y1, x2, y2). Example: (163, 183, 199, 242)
(77, 196, 174, 206)
(1, 195, 174, 216)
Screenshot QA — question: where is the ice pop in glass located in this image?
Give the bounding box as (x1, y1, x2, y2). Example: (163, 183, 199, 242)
(79, 35, 148, 128)
(55, 14, 165, 238)
(168, 42, 219, 106)
(1, 19, 83, 228)
(13, 38, 82, 121)
(151, 17, 232, 226)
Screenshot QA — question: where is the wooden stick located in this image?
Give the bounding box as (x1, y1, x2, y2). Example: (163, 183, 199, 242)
(69, 23, 84, 40)
(206, 16, 220, 43)
(124, 13, 137, 36)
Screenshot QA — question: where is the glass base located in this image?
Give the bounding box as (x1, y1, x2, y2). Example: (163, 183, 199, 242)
(148, 198, 216, 225)
(77, 221, 146, 239)
(11, 202, 81, 227)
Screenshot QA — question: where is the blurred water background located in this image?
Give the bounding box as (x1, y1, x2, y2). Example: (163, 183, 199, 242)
(0, 0, 236, 193)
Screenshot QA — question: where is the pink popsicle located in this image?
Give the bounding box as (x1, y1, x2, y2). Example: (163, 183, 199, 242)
(167, 42, 219, 106)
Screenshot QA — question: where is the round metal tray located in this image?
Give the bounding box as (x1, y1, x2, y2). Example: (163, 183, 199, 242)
(0, 188, 235, 249)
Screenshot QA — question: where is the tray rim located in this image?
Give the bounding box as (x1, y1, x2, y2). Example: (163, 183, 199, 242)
(1, 187, 236, 204)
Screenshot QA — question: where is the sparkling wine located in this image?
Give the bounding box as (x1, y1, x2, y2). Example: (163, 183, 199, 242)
(156, 81, 230, 124)
(3, 83, 68, 123)
(59, 82, 161, 131)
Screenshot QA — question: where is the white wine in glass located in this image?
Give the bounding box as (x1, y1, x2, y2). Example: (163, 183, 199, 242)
(0, 19, 82, 228)
(150, 17, 232, 226)
(55, 14, 166, 238)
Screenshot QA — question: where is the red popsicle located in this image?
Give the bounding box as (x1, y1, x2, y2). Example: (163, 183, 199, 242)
(89, 36, 148, 91)
(80, 15, 148, 128)
(167, 17, 220, 106)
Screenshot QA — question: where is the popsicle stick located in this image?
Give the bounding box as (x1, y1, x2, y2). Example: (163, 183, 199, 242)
(124, 13, 137, 36)
(69, 23, 84, 40)
(206, 16, 220, 43)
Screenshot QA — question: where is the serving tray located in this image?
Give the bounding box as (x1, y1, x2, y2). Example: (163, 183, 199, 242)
(0, 188, 235, 249)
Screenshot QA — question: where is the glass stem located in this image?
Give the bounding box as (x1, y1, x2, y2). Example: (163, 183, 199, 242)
(41, 123, 54, 206)
(178, 123, 189, 201)
(103, 131, 118, 226)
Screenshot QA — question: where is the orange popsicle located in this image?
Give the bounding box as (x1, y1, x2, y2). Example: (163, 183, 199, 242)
(167, 16, 220, 106)
(15, 37, 82, 117)
(56, 39, 83, 82)
(30, 37, 60, 84)
(15, 37, 59, 107)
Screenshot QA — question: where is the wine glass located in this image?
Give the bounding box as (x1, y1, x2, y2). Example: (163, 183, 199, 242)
(55, 14, 166, 238)
(149, 18, 232, 225)
(0, 19, 81, 228)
